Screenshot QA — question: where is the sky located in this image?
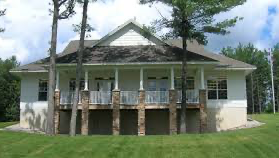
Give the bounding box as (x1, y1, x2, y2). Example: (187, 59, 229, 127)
(0, 0, 279, 65)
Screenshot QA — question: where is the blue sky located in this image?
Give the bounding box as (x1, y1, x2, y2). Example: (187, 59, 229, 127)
(0, 0, 279, 65)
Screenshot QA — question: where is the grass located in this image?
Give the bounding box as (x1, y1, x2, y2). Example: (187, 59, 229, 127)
(0, 114, 278, 158)
(0, 121, 18, 128)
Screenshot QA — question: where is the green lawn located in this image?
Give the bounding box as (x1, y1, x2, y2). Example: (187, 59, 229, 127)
(0, 114, 278, 158)
(0, 121, 18, 129)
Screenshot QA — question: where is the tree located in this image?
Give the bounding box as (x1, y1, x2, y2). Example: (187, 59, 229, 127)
(69, 0, 91, 136)
(46, 0, 75, 136)
(221, 43, 270, 113)
(0, 56, 20, 122)
(0, 9, 6, 33)
(140, 0, 246, 133)
(271, 43, 279, 112)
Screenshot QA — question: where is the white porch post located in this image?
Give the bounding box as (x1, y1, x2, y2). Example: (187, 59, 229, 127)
(171, 66, 175, 90)
(140, 68, 144, 90)
(200, 66, 205, 89)
(84, 70, 89, 91)
(115, 68, 119, 90)
(55, 70, 60, 91)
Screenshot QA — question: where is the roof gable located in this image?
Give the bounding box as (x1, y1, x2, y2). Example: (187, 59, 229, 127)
(94, 19, 165, 46)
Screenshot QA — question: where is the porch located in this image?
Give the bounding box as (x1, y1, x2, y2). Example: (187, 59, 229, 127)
(53, 65, 208, 135)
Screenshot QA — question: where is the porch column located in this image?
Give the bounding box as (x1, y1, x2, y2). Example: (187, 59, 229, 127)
(114, 68, 119, 90)
(169, 89, 177, 135)
(112, 90, 120, 135)
(54, 90, 60, 135)
(81, 90, 89, 135)
(140, 68, 144, 90)
(199, 89, 207, 133)
(138, 90, 145, 136)
(84, 70, 88, 91)
(55, 70, 60, 91)
(200, 67, 205, 89)
(171, 67, 175, 90)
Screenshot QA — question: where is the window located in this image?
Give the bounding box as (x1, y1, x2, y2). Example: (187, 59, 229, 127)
(69, 79, 85, 92)
(207, 77, 227, 100)
(38, 79, 48, 101)
(174, 77, 195, 90)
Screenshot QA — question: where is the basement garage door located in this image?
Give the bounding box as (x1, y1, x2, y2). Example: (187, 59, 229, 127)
(146, 109, 169, 135)
(89, 110, 112, 135)
(120, 110, 138, 135)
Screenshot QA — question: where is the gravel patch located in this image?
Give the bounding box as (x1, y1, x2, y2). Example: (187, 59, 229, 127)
(227, 119, 265, 131)
(2, 123, 45, 134)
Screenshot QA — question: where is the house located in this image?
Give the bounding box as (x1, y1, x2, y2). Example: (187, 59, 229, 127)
(11, 19, 256, 135)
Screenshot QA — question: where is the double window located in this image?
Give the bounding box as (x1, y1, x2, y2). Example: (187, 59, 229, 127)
(38, 79, 48, 101)
(207, 77, 227, 100)
(174, 77, 195, 90)
(69, 79, 85, 92)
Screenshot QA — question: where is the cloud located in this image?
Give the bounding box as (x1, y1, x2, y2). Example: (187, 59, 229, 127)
(206, 0, 279, 52)
(0, 0, 279, 65)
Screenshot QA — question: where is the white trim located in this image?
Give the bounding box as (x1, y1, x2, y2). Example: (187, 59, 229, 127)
(214, 67, 256, 70)
(54, 61, 219, 67)
(10, 70, 48, 73)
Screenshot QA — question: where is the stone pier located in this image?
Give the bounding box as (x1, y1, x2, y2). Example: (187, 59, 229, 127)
(199, 89, 207, 133)
(112, 90, 120, 135)
(54, 90, 60, 135)
(81, 90, 89, 135)
(138, 90, 145, 136)
(169, 90, 177, 135)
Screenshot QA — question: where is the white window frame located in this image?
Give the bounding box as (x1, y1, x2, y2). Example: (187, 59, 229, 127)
(69, 78, 85, 92)
(38, 79, 48, 101)
(174, 76, 195, 90)
(207, 76, 228, 100)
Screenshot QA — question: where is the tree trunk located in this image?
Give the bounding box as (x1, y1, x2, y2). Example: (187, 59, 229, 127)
(251, 73, 254, 114)
(180, 37, 187, 134)
(257, 77, 261, 114)
(69, 0, 89, 136)
(46, 0, 59, 135)
(277, 86, 279, 112)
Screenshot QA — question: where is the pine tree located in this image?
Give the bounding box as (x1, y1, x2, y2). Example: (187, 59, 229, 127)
(140, 0, 246, 133)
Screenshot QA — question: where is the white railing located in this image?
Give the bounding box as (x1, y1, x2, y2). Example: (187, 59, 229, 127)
(145, 91, 169, 104)
(90, 91, 112, 104)
(60, 91, 81, 104)
(177, 90, 199, 103)
(120, 91, 139, 105)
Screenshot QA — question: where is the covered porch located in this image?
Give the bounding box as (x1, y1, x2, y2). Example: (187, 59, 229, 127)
(53, 64, 208, 135)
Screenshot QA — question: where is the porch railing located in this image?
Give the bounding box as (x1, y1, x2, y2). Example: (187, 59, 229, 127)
(90, 91, 112, 104)
(177, 90, 199, 104)
(120, 91, 139, 105)
(145, 91, 169, 104)
(60, 91, 81, 104)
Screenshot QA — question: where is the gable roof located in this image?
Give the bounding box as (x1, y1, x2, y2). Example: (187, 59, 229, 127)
(11, 20, 256, 72)
(93, 19, 165, 47)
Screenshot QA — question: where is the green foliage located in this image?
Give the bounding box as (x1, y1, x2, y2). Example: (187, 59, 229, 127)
(221, 43, 270, 113)
(140, 0, 246, 44)
(73, 22, 94, 38)
(0, 56, 20, 121)
(271, 43, 279, 112)
(140, 24, 157, 40)
(0, 9, 6, 33)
